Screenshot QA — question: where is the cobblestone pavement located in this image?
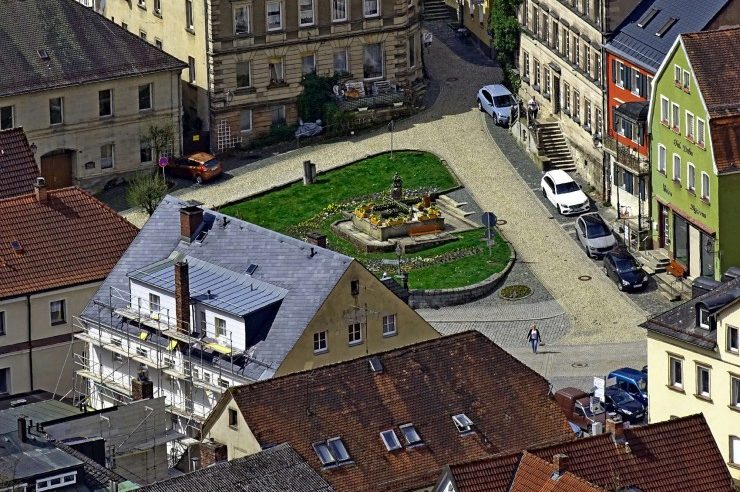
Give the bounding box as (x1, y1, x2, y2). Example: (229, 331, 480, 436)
(118, 20, 647, 389)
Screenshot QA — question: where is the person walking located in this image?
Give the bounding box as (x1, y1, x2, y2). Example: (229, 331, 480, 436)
(528, 96, 539, 126)
(527, 324, 542, 354)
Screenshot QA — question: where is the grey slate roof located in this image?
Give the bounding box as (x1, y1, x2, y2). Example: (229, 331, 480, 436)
(138, 444, 334, 492)
(81, 196, 353, 381)
(0, 0, 186, 97)
(130, 255, 288, 317)
(641, 276, 740, 349)
(604, 0, 730, 72)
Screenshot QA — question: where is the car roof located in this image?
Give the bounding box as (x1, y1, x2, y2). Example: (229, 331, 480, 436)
(609, 367, 646, 380)
(188, 152, 215, 163)
(545, 170, 575, 184)
(580, 213, 606, 225)
(483, 84, 513, 96)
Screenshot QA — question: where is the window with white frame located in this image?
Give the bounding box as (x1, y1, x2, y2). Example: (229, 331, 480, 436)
(49, 97, 63, 125)
(683, 70, 690, 91)
(672, 154, 681, 182)
(563, 83, 571, 112)
(185, 0, 193, 29)
(671, 103, 680, 132)
(674, 65, 681, 84)
(382, 314, 397, 336)
(140, 139, 152, 163)
(236, 61, 251, 88)
(660, 96, 669, 124)
(50, 300, 66, 325)
(36, 471, 76, 492)
(0, 368, 9, 395)
(522, 51, 530, 79)
(333, 50, 348, 74)
(313, 331, 327, 353)
(98, 89, 112, 117)
(348, 322, 363, 345)
(299, 0, 314, 25)
(271, 105, 286, 125)
(658, 144, 666, 174)
(0, 106, 13, 130)
(701, 172, 710, 201)
(215, 317, 226, 337)
(100, 143, 114, 169)
(534, 59, 541, 87)
(240, 110, 252, 133)
(139, 83, 152, 110)
(364, 0, 379, 17)
(687, 163, 695, 191)
(686, 111, 694, 141)
(332, 0, 347, 21)
(697, 118, 705, 147)
(696, 365, 710, 398)
(153, 0, 161, 13)
(233, 4, 251, 34)
(266, 1, 282, 30)
(732, 436, 740, 465)
(301, 53, 316, 75)
(363, 43, 383, 79)
(584, 99, 592, 129)
(148, 293, 160, 313)
(728, 326, 739, 353)
(669, 355, 683, 388)
(268, 59, 284, 84)
(731, 375, 740, 408)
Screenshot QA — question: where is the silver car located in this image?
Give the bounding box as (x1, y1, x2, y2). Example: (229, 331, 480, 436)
(476, 84, 518, 127)
(575, 213, 617, 258)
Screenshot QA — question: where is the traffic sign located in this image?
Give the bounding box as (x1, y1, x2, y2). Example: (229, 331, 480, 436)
(481, 211, 497, 229)
(158, 156, 169, 168)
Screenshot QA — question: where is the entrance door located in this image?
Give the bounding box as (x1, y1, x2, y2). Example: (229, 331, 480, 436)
(553, 75, 561, 114)
(40, 150, 74, 189)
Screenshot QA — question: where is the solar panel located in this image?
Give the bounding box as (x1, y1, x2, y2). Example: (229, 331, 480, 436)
(637, 8, 659, 28)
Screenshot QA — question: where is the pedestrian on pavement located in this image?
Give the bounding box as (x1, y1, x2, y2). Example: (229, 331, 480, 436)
(527, 324, 542, 354)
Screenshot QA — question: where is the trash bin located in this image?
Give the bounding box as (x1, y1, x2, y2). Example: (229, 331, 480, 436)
(692, 276, 721, 298)
(721, 266, 740, 283)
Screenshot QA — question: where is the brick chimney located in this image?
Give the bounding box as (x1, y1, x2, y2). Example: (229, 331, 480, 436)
(306, 231, 327, 249)
(200, 440, 227, 468)
(553, 454, 568, 475)
(174, 261, 191, 334)
(606, 417, 626, 443)
(180, 206, 204, 243)
(132, 378, 154, 401)
(34, 176, 48, 202)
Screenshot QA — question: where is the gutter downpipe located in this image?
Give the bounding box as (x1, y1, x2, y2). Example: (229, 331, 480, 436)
(26, 295, 34, 391)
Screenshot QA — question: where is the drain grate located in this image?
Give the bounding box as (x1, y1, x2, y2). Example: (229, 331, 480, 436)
(446, 77, 459, 82)
(572, 362, 588, 368)
(496, 219, 508, 225)
(578, 275, 592, 281)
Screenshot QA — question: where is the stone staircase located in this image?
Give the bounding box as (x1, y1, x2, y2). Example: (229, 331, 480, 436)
(423, 0, 452, 21)
(536, 121, 576, 172)
(635, 248, 670, 275)
(435, 195, 479, 227)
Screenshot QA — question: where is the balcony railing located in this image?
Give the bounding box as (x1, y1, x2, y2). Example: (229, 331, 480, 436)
(604, 134, 649, 175)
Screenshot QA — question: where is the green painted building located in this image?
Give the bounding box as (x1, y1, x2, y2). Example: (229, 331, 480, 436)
(649, 27, 740, 280)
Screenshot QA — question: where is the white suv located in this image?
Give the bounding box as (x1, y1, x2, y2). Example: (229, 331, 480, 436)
(540, 170, 590, 215)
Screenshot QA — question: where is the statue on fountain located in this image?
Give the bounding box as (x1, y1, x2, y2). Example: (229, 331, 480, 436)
(391, 173, 403, 200)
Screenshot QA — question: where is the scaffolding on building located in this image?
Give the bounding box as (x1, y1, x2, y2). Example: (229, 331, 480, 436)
(72, 285, 272, 442)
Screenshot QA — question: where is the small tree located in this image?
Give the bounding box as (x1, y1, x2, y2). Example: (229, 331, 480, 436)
(297, 73, 340, 122)
(143, 121, 176, 162)
(490, 0, 522, 70)
(126, 171, 168, 215)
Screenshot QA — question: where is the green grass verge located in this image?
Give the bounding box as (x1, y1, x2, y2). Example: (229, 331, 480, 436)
(219, 151, 512, 290)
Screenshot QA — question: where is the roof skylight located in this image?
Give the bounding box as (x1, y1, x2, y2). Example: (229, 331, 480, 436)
(245, 263, 258, 275)
(452, 413, 474, 433)
(380, 430, 402, 451)
(655, 17, 677, 37)
(399, 424, 422, 445)
(637, 8, 659, 28)
(313, 438, 351, 467)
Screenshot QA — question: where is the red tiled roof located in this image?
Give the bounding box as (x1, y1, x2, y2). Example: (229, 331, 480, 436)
(217, 332, 575, 492)
(710, 118, 740, 174)
(509, 453, 606, 492)
(0, 128, 40, 199)
(683, 28, 740, 119)
(445, 415, 733, 492)
(529, 414, 734, 492)
(0, 187, 138, 299)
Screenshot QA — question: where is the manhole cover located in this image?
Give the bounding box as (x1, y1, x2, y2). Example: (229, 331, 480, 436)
(572, 362, 588, 368)
(496, 219, 507, 225)
(578, 275, 592, 281)
(446, 77, 459, 82)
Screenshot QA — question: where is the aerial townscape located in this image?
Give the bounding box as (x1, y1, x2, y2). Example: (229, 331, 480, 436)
(1, 0, 740, 490)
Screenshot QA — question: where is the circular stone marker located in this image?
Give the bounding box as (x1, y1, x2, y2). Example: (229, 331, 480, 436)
(499, 284, 533, 300)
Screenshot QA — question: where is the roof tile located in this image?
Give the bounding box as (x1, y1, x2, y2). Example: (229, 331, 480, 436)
(0, 128, 39, 199)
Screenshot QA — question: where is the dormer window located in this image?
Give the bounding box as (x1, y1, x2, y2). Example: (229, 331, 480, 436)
(452, 413, 474, 434)
(149, 293, 161, 314)
(399, 423, 423, 445)
(698, 307, 710, 330)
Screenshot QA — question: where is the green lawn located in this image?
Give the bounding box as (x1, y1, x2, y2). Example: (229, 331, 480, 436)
(220, 151, 511, 289)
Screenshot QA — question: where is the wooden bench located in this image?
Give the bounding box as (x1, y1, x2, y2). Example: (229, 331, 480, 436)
(667, 259, 687, 278)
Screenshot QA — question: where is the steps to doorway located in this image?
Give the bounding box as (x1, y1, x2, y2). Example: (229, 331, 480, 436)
(536, 121, 576, 172)
(423, 0, 452, 21)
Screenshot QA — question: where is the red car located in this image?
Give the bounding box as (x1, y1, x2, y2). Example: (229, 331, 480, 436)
(168, 152, 223, 184)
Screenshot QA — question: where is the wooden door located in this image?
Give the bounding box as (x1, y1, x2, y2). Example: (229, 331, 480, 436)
(40, 151, 73, 189)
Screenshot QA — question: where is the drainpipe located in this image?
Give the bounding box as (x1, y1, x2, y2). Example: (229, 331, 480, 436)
(26, 295, 34, 391)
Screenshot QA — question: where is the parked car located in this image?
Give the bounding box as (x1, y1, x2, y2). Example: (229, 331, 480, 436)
(575, 213, 617, 258)
(603, 249, 649, 291)
(554, 387, 605, 434)
(540, 170, 590, 215)
(476, 84, 518, 127)
(604, 386, 646, 423)
(607, 367, 648, 406)
(167, 152, 223, 184)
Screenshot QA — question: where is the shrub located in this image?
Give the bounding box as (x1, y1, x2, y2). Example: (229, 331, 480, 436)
(126, 171, 168, 215)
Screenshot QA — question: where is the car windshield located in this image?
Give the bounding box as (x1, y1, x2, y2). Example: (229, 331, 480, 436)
(203, 159, 220, 168)
(614, 256, 640, 272)
(556, 181, 580, 194)
(493, 95, 514, 107)
(610, 391, 634, 405)
(585, 220, 610, 238)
